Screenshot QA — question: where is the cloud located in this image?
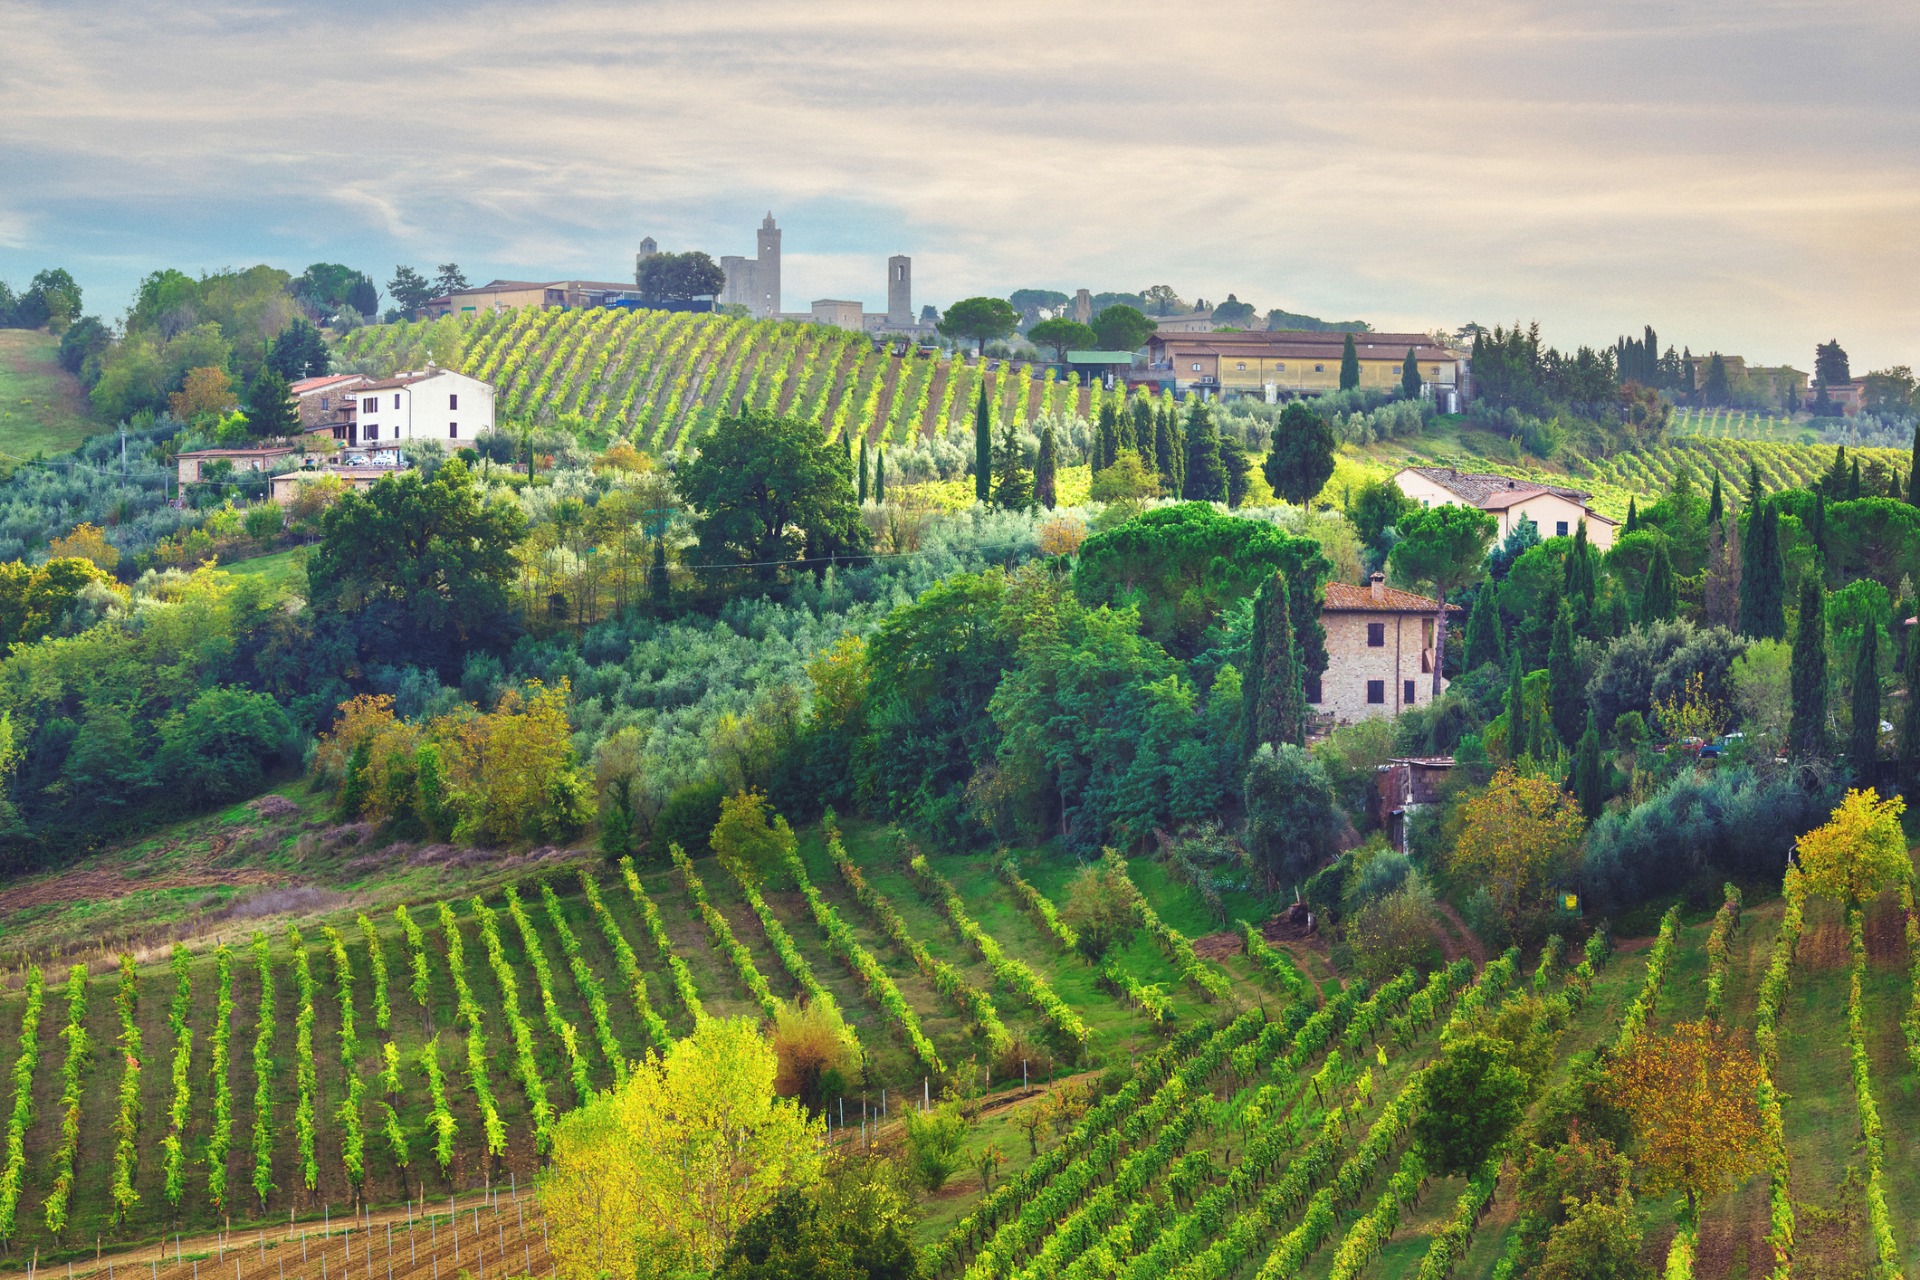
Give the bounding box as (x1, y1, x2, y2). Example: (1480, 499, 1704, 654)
(1, 0, 1916, 366)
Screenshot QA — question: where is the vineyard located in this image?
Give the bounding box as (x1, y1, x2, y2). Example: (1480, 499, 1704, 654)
(1670, 407, 1804, 442)
(332, 310, 1133, 452)
(1392, 435, 1908, 522)
(4, 816, 1918, 1279)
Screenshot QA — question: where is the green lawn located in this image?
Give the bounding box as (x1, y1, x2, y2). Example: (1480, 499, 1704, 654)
(213, 545, 309, 596)
(0, 329, 98, 462)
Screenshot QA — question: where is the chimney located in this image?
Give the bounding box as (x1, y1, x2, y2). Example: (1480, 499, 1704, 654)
(1369, 572, 1386, 602)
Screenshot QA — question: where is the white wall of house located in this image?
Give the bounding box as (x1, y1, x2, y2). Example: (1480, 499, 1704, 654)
(355, 372, 496, 445)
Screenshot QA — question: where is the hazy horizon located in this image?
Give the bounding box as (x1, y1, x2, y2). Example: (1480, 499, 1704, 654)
(3, 0, 1916, 370)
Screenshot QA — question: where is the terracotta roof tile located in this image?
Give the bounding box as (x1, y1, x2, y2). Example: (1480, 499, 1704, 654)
(1322, 581, 1458, 613)
(1403, 466, 1595, 506)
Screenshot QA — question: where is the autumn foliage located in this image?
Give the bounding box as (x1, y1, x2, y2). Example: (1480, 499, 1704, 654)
(1449, 766, 1586, 930)
(1794, 788, 1910, 907)
(1607, 1018, 1765, 1220)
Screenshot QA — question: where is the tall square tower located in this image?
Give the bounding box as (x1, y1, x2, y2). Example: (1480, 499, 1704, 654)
(755, 213, 781, 317)
(887, 255, 912, 327)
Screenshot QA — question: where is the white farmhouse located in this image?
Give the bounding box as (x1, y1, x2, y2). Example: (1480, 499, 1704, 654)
(1394, 466, 1617, 551)
(331, 369, 496, 448)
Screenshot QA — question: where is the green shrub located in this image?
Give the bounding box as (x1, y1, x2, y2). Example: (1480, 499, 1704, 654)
(655, 780, 725, 856)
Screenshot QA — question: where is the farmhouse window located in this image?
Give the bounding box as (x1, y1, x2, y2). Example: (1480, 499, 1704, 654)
(1366, 680, 1385, 705)
(1367, 622, 1386, 647)
(1191, 363, 1202, 372)
(1236, 362, 1246, 371)
(449, 423, 458, 438)
(1404, 679, 1417, 705)
(363, 397, 377, 413)
(1315, 364, 1325, 372)
(366, 425, 378, 441)
(449, 393, 458, 410)
(1556, 521, 1569, 537)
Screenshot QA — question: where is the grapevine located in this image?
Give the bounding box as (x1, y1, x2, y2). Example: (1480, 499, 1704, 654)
(1239, 920, 1315, 1006)
(108, 955, 142, 1222)
(437, 901, 508, 1158)
(41, 963, 89, 1238)
(0, 965, 41, 1244)
(394, 903, 434, 1027)
(787, 823, 941, 1071)
(1703, 882, 1742, 1022)
(161, 949, 194, 1210)
(997, 857, 1078, 954)
(359, 913, 391, 1032)
(671, 843, 780, 1018)
(544, 880, 642, 1078)
(505, 885, 594, 1101)
(1104, 852, 1231, 1002)
(420, 1035, 457, 1173)
(619, 856, 705, 1021)
(288, 926, 319, 1192)
(248, 933, 275, 1208)
(209, 943, 238, 1207)
(323, 925, 367, 1192)
(908, 848, 1089, 1051)
(720, 852, 846, 1021)
(473, 896, 556, 1149)
(827, 830, 1010, 1061)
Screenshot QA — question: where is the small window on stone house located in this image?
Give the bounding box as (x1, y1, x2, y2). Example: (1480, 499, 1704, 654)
(1405, 679, 1417, 705)
(1366, 680, 1385, 704)
(1367, 622, 1386, 647)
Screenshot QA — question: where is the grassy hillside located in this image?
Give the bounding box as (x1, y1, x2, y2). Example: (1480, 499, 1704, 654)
(334, 310, 1130, 451)
(0, 330, 97, 465)
(0, 787, 1911, 1279)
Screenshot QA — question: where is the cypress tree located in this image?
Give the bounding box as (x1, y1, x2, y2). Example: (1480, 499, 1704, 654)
(1756, 504, 1785, 639)
(1465, 586, 1505, 671)
(1909, 424, 1920, 506)
(1131, 394, 1155, 455)
(1548, 598, 1583, 748)
(336, 739, 372, 822)
(992, 418, 1032, 510)
(1602, 592, 1630, 639)
(1182, 401, 1226, 501)
(1624, 497, 1638, 533)
(1901, 624, 1920, 793)
(1808, 492, 1827, 577)
(1244, 573, 1306, 753)
(1639, 541, 1676, 623)
(1788, 575, 1828, 758)
(650, 539, 670, 612)
(1748, 457, 1765, 509)
(1339, 333, 1361, 391)
(1035, 426, 1058, 510)
(1847, 459, 1861, 501)
(1708, 470, 1723, 525)
(598, 777, 634, 859)
(1095, 402, 1120, 471)
(974, 384, 992, 504)
(1153, 407, 1177, 491)
(1573, 711, 1606, 820)
(1850, 619, 1880, 781)
(1400, 347, 1421, 399)
(873, 445, 887, 504)
(1505, 649, 1528, 760)
(858, 437, 870, 504)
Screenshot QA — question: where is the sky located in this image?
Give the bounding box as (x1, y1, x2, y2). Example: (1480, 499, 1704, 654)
(3, 0, 1917, 370)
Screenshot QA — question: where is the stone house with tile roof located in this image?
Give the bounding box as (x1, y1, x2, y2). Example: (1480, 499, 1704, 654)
(1312, 574, 1461, 724)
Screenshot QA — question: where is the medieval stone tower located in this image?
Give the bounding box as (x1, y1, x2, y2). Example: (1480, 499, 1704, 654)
(887, 255, 912, 327)
(720, 213, 782, 318)
(633, 236, 658, 285)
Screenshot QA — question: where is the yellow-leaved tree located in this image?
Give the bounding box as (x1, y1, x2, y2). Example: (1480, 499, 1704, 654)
(540, 1017, 824, 1280)
(1607, 1019, 1765, 1222)
(1449, 766, 1586, 930)
(710, 788, 799, 889)
(1794, 788, 1910, 908)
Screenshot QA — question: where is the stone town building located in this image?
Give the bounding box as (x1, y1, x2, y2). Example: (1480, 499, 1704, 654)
(308, 369, 496, 447)
(1146, 331, 1468, 409)
(1313, 575, 1458, 725)
(288, 374, 371, 429)
(719, 213, 782, 318)
(423, 280, 645, 317)
(1394, 466, 1618, 551)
